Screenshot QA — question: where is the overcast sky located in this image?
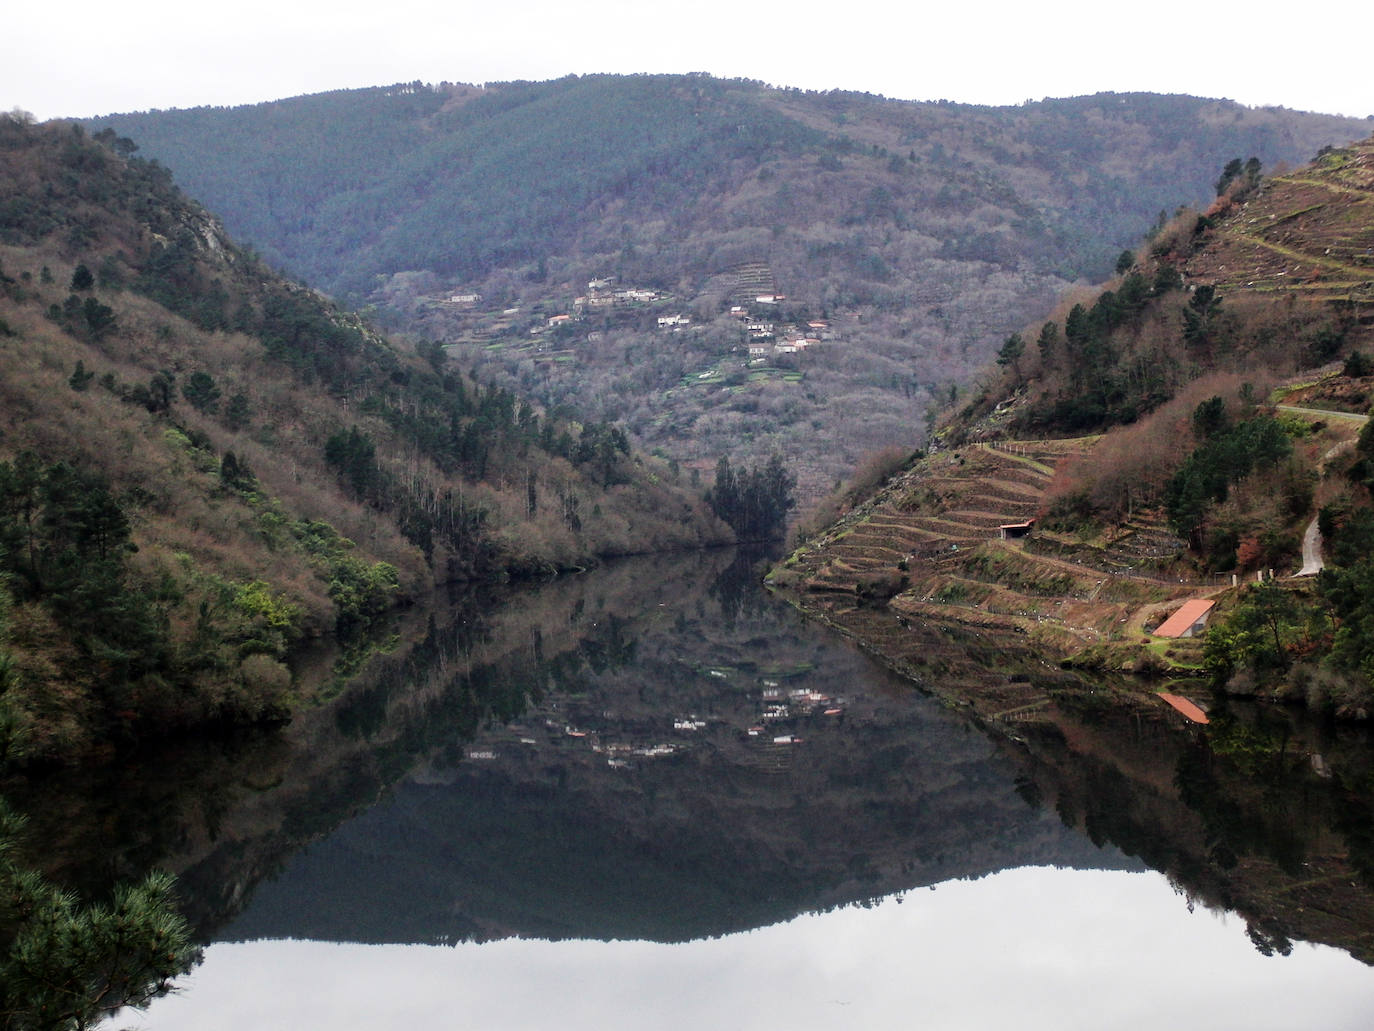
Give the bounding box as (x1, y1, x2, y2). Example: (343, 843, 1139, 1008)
(115, 869, 1374, 1030)
(6, 0, 1374, 123)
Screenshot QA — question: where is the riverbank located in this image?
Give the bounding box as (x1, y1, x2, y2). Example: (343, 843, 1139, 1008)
(767, 440, 1214, 723)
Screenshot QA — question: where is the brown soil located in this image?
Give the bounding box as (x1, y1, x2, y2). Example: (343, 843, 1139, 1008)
(1184, 138, 1374, 324)
(769, 438, 1211, 728)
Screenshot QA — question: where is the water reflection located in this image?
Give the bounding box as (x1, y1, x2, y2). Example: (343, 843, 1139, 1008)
(21, 547, 1374, 1027)
(117, 869, 1374, 1031)
(220, 548, 1128, 945)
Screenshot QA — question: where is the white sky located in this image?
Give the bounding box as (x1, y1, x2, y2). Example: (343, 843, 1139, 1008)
(6, 0, 1374, 122)
(110, 868, 1374, 1030)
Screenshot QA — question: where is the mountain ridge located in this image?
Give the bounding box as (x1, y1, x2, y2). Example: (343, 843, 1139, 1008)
(80, 76, 1373, 494)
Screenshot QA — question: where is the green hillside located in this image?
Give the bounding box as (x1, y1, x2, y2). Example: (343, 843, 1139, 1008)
(0, 113, 727, 764)
(85, 78, 1371, 300)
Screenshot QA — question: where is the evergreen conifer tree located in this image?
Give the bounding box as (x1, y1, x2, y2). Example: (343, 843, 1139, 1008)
(0, 800, 200, 1030)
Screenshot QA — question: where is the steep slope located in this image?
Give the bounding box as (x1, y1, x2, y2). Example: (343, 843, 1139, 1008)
(0, 114, 726, 763)
(770, 134, 1374, 722)
(1183, 140, 1374, 312)
(770, 438, 1199, 692)
(81, 78, 1371, 495)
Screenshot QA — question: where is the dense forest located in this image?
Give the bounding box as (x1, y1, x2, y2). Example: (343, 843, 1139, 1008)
(0, 112, 730, 767)
(84, 79, 1371, 301)
(82, 77, 1372, 496)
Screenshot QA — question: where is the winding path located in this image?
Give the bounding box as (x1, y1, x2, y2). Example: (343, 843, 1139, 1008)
(1275, 406, 1368, 577)
(1297, 518, 1324, 577)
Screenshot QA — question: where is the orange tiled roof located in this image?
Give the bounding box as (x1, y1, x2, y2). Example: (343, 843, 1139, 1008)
(1154, 598, 1216, 638)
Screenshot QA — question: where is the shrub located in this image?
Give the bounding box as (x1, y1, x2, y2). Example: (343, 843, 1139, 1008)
(1344, 351, 1373, 378)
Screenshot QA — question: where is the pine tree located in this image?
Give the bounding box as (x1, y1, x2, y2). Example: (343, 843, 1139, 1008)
(68, 265, 93, 292)
(0, 799, 200, 1030)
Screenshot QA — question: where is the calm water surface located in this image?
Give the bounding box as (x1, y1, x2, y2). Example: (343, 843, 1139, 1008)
(113, 869, 1374, 1031)
(75, 549, 1374, 1028)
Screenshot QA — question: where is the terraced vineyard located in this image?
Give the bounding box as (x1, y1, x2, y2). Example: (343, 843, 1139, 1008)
(1187, 137, 1374, 315)
(766, 136, 1374, 748)
(769, 438, 1207, 724)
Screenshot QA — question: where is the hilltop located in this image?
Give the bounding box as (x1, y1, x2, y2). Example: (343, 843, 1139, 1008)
(770, 134, 1374, 722)
(0, 114, 727, 764)
(81, 76, 1371, 495)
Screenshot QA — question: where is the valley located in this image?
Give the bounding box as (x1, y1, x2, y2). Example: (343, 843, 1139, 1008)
(6, 75, 1374, 1026)
(85, 78, 1373, 495)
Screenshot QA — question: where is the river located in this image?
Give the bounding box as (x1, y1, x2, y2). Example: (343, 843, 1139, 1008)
(18, 548, 1374, 1028)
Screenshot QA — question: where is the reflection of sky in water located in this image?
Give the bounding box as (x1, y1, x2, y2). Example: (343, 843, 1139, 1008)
(112, 867, 1374, 1030)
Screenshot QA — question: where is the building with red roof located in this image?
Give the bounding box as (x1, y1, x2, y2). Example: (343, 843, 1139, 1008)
(1153, 599, 1216, 639)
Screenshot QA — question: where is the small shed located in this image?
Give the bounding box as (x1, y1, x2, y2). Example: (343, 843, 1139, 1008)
(1154, 598, 1216, 639)
(998, 518, 1035, 540)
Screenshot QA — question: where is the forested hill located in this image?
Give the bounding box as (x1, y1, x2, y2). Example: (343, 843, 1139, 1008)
(84, 78, 1369, 302)
(0, 114, 728, 763)
(81, 78, 1372, 496)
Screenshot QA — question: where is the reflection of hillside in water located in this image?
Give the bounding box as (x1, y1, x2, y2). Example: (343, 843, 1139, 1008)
(220, 549, 1134, 945)
(1009, 691, 1374, 965)
(18, 549, 1374, 961)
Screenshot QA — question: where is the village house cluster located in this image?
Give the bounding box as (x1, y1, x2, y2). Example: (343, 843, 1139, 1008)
(578, 277, 660, 311)
(530, 277, 677, 331)
(728, 295, 831, 356)
(442, 272, 837, 361)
